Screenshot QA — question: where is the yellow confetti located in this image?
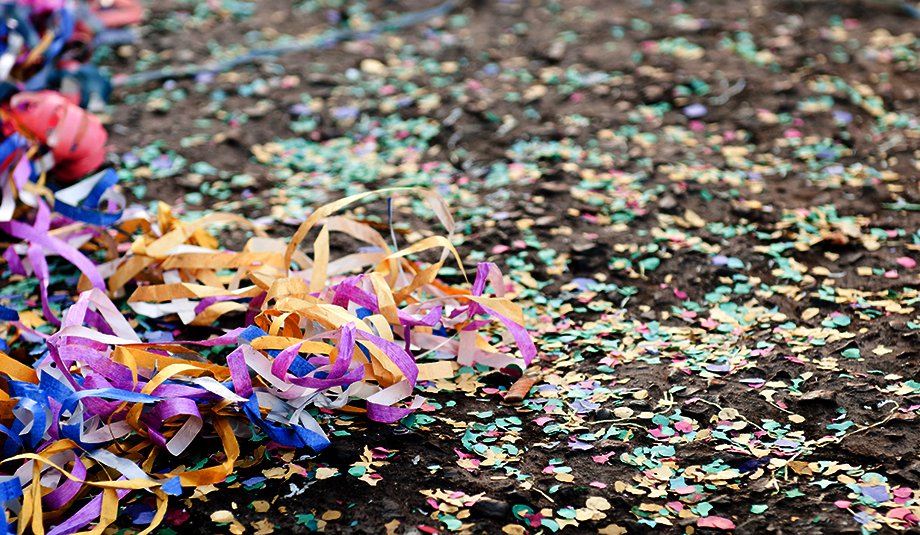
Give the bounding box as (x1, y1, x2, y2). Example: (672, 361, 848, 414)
(384, 519, 401, 535)
(586, 496, 612, 511)
(787, 461, 813, 475)
(555, 472, 575, 483)
(262, 467, 286, 479)
(322, 510, 342, 521)
(315, 467, 338, 480)
(252, 519, 275, 535)
(210, 510, 235, 523)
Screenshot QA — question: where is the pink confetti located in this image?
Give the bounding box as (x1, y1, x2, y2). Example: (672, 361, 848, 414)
(674, 420, 694, 433)
(697, 516, 736, 530)
(592, 452, 614, 464)
(701, 318, 719, 329)
(887, 507, 915, 520)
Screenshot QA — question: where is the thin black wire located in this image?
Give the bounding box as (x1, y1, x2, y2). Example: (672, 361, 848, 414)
(114, 0, 462, 87)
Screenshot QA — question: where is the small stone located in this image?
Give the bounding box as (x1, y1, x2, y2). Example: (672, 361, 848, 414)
(659, 194, 678, 212)
(594, 408, 613, 420)
(472, 498, 511, 519)
(378, 498, 402, 517)
(547, 41, 566, 60)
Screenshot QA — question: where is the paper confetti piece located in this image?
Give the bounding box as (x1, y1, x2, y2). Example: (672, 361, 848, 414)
(697, 516, 736, 530)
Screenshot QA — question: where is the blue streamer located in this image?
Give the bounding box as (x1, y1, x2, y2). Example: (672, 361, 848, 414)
(0, 476, 22, 503)
(241, 397, 329, 452)
(0, 306, 18, 322)
(53, 169, 123, 226)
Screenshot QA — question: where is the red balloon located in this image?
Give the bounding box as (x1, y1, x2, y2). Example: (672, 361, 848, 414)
(7, 91, 107, 182)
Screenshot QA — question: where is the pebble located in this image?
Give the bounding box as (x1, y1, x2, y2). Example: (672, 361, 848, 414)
(472, 498, 511, 519)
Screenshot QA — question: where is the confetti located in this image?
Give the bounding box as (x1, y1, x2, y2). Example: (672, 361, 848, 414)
(4, 0, 920, 533)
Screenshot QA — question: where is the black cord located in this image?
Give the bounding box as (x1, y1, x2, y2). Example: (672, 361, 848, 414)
(114, 0, 463, 87)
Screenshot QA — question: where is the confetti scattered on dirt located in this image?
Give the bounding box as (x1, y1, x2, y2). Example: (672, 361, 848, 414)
(7, 0, 920, 533)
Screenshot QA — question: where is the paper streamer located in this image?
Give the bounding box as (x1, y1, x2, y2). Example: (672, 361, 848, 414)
(0, 190, 536, 534)
(0, 4, 536, 533)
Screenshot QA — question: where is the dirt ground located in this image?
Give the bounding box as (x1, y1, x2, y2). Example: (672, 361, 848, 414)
(99, 0, 920, 533)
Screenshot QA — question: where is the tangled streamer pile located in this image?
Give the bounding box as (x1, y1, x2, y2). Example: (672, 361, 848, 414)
(0, 0, 135, 327)
(0, 1, 536, 534)
(1, 189, 535, 534)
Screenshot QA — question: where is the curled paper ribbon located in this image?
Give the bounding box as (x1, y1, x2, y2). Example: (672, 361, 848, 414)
(0, 80, 120, 331)
(1, 290, 243, 534)
(53, 167, 124, 226)
(0, 197, 112, 326)
(1, 0, 127, 104)
(0, 0, 134, 329)
(0, 1, 75, 91)
(108, 189, 536, 368)
(0, 190, 536, 534)
(0, 111, 123, 325)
